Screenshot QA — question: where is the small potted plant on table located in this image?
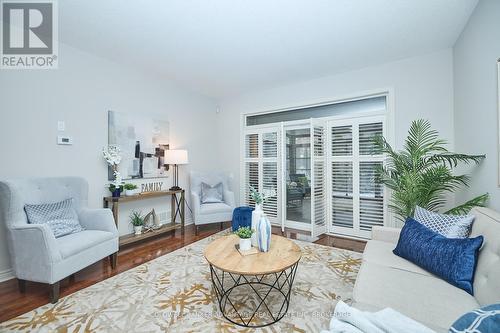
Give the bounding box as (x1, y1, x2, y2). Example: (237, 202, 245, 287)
(235, 226, 253, 251)
(124, 183, 139, 196)
(130, 211, 144, 235)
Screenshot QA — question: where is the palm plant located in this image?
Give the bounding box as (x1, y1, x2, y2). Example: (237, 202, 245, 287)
(375, 119, 488, 221)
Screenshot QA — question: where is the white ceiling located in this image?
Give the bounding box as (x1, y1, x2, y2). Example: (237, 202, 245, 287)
(59, 0, 478, 99)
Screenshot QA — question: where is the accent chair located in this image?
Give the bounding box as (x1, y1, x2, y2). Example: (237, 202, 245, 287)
(189, 172, 235, 235)
(0, 177, 119, 303)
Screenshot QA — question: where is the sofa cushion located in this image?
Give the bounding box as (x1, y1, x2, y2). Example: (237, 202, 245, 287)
(393, 217, 483, 295)
(414, 205, 474, 238)
(353, 260, 479, 333)
(201, 182, 223, 204)
(200, 202, 232, 215)
(25, 198, 84, 238)
(363, 240, 431, 276)
(56, 230, 115, 259)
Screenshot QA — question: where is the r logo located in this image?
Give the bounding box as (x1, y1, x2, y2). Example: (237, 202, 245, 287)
(2, 2, 53, 54)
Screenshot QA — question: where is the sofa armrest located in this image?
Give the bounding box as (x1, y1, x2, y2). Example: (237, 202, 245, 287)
(371, 226, 401, 243)
(78, 208, 118, 236)
(10, 223, 62, 268)
(224, 190, 236, 208)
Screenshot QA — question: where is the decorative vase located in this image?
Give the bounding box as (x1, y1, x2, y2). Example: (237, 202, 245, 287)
(251, 204, 263, 247)
(134, 226, 142, 235)
(239, 238, 252, 251)
(257, 213, 271, 252)
(112, 188, 121, 197)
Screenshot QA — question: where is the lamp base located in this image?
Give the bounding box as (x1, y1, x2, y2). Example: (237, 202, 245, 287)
(169, 186, 182, 191)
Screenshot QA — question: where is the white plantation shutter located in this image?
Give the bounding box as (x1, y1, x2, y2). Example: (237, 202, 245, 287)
(243, 128, 281, 225)
(328, 117, 385, 238)
(312, 124, 327, 237)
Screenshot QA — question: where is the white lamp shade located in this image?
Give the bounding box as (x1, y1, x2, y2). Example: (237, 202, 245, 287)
(164, 149, 189, 165)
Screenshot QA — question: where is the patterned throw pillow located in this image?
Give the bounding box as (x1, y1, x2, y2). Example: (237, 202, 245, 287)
(201, 182, 223, 204)
(24, 198, 84, 238)
(449, 304, 500, 333)
(414, 206, 474, 238)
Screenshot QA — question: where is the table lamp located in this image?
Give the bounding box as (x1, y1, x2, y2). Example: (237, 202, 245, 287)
(164, 149, 189, 191)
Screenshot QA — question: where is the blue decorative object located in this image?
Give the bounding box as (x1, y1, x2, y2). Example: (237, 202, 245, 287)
(257, 214, 271, 252)
(450, 304, 500, 333)
(393, 217, 483, 295)
(232, 206, 254, 231)
(112, 188, 121, 197)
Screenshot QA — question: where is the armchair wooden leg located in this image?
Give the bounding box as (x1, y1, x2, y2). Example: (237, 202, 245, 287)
(195, 225, 199, 236)
(49, 282, 60, 304)
(109, 252, 117, 269)
(18, 279, 26, 293)
(220, 222, 223, 230)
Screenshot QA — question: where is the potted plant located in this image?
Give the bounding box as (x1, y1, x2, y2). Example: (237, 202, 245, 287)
(130, 211, 144, 235)
(235, 226, 253, 251)
(375, 119, 488, 221)
(103, 145, 123, 197)
(124, 183, 139, 196)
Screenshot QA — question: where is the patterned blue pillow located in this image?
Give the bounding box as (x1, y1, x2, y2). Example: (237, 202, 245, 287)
(414, 206, 474, 238)
(25, 198, 84, 238)
(450, 304, 500, 333)
(393, 218, 483, 295)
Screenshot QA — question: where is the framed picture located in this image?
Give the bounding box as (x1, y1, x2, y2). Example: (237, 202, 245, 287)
(108, 110, 170, 180)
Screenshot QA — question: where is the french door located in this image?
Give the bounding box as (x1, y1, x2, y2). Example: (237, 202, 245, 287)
(242, 115, 385, 239)
(327, 116, 386, 238)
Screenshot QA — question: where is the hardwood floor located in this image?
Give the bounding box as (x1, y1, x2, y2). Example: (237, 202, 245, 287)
(0, 222, 366, 323)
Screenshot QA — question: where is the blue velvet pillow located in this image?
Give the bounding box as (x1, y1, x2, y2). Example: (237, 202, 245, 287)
(450, 304, 500, 332)
(393, 217, 483, 295)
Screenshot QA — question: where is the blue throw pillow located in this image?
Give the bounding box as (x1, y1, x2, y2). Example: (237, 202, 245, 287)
(450, 304, 500, 333)
(393, 217, 483, 295)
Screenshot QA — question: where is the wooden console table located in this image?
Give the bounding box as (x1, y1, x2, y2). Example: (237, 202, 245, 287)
(103, 190, 185, 246)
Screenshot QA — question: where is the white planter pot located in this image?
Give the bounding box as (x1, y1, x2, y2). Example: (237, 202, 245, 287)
(251, 204, 263, 247)
(125, 189, 138, 196)
(239, 238, 252, 251)
(134, 226, 142, 235)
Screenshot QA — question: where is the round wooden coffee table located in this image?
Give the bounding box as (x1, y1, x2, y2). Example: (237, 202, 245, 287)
(204, 234, 301, 327)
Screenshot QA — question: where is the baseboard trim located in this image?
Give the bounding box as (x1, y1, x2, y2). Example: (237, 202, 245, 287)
(0, 268, 14, 282)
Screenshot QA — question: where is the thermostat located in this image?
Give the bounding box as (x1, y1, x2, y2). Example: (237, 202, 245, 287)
(57, 136, 73, 145)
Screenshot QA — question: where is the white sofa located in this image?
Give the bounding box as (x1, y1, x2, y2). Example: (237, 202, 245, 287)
(353, 207, 500, 332)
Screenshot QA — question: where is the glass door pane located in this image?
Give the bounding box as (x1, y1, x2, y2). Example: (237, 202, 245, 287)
(285, 128, 311, 224)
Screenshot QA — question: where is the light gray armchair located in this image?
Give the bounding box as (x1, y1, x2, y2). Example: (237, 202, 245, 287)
(190, 172, 235, 235)
(0, 177, 118, 303)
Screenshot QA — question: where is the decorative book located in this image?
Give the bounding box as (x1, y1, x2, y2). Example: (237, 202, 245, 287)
(235, 244, 259, 256)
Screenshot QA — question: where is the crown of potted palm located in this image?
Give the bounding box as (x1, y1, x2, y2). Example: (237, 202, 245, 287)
(235, 226, 254, 251)
(130, 211, 144, 235)
(374, 119, 488, 221)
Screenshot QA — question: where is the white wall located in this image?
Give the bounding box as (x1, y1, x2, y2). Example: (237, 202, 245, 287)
(217, 50, 455, 208)
(0, 43, 218, 278)
(453, 0, 500, 211)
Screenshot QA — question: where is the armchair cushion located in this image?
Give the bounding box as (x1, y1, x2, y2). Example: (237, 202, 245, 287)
(25, 198, 84, 238)
(200, 203, 233, 215)
(56, 230, 116, 259)
(201, 182, 223, 204)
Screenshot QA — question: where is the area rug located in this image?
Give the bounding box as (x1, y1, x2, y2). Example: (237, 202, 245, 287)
(0, 231, 362, 332)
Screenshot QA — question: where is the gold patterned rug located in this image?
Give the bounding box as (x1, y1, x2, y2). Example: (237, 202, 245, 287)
(0, 231, 362, 332)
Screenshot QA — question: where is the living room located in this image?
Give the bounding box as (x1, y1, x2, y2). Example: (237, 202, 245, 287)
(0, 0, 499, 332)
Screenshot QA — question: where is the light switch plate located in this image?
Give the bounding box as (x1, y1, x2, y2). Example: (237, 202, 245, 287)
(57, 136, 73, 145)
(57, 121, 65, 131)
